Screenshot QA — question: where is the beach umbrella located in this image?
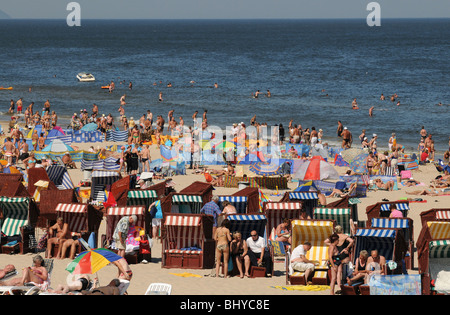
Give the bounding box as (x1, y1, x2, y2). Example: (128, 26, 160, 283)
(349, 153, 369, 175)
(81, 123, 98, 132)
(41, 139, 74, 153)
(65, 248, 123, 275)
(310, 144, 328, 160)
(212, 140, 237, 151)
(293, 156, 339, 180)
(341, 148, 366, 164)
(249, 161, 281, 176)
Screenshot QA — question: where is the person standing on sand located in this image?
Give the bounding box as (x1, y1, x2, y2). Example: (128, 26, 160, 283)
(337, 121, 343, 137)
(113, 215, 137, 258)
(214, 219, 232, 278)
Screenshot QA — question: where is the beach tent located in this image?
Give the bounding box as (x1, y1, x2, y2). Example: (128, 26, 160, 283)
(366, 201, 410, 223)
(162, 213, 215, 269)
(0, 197, 39, 254)
(368, 217, 415, 270)
(417, 221, 450, 295)
(420, 208, 450, 226)
(264, 202, 302, 241)
(41, 139, 74, 153)
(287, 219, 335, 285)
(349, 153, 369, 175)
(334, 154, 350, 167)
(46, 127, 66, 140)
(293, 156, 339, 181)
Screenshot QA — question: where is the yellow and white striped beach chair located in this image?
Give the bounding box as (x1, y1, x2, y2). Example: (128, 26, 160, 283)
(286, 219, 335, 285)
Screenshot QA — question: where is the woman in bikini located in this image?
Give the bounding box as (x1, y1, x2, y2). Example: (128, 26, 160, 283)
(214, 219, 232, 278)
(0, 255, 48, 287)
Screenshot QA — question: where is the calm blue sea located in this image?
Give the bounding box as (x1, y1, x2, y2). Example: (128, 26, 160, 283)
(0, 19, 449, 152)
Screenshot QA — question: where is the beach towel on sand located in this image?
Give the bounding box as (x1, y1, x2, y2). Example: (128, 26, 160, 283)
(271, 285, 330, 292)
(170, 272, 202, 278)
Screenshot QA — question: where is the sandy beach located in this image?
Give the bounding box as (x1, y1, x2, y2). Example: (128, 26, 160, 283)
(0, 136, 448, 296)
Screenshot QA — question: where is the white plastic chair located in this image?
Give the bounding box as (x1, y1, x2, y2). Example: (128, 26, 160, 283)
(145, 283, 172, 295)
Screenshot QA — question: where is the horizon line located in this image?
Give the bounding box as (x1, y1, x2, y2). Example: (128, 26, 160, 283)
(1, 17, 450, 21)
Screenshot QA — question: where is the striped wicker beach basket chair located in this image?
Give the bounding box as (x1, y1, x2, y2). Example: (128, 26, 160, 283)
(287, 219, 335, 285)
(288, 192, 318, 219)
(171, 194, 204, 214)
(314, 207, 353, 236)
(162, 213, 214, 269)
(417, 221, 450, 295)
(369, 217, 414, 269)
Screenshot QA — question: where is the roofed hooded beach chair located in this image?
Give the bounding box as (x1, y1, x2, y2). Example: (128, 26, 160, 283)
(417, 221, 450, 295)
(286, 219, 335, 285)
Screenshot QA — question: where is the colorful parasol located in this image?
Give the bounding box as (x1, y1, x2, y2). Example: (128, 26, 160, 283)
(66, 248, 122, 274)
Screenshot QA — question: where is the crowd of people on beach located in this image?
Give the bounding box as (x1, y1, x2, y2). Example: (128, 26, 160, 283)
(1, 87, 450, 295)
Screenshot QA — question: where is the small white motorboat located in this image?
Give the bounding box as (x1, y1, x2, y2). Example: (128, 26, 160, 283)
(77, 72, 96, 82)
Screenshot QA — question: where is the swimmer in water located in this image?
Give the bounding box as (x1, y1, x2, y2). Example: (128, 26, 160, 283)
(369, 106, 374, 116)
(352, 98, 359, 110)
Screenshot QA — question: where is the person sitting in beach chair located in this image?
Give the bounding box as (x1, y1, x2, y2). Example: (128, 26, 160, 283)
(290, 242, 315, 284)
(47, 217, 72, 259)
(346, 250, 369, 286)
(365, 250, 386, 284)
(61, 153, 76, 169)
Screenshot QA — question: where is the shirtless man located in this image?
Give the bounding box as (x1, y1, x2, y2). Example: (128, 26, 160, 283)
(380, 94, 385, 101)
(109, 81, 115, 93)
(19, 139, 29, 162)
(92, 103, 99, 117)
(420, 126, 427, 141)
(106, 114, 114, 130)
(11, 126, 23, 146)
(202, 110, 208, 123)
(365, 250, 386, 283)
(337, 121, 343, 137)
(47, 217, 72, 259)
(60, 232, 82, 260)
(120, 94, 126, 106)
(140, 145, 151, 172)
(369, 106, 374, 116)
(8, 99, 14, 114)
(44, 99, 51, 112)
(341, 127, 352, 149)
(16, 98, 23, 114)
(2, 138, 15, 165)
(158, 92, 163, 102)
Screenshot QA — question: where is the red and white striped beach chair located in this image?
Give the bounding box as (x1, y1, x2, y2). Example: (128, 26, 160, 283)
(162, 213, 214, 269)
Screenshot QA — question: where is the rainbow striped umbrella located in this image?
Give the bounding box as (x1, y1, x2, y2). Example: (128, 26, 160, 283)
(66, 248, 122, 274)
